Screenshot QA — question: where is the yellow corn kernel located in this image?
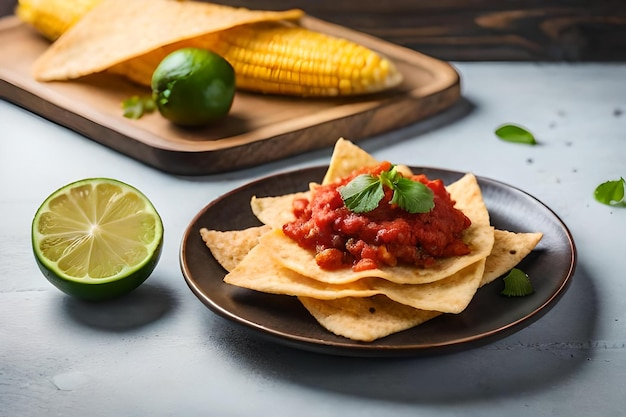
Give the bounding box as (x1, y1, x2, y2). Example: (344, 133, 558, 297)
(15, 0, 102, 41)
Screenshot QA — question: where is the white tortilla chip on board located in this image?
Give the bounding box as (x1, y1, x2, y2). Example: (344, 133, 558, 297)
(33, 0, 303, 82)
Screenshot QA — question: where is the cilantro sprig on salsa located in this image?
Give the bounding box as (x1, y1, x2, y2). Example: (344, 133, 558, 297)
(339, 165, 435, 214)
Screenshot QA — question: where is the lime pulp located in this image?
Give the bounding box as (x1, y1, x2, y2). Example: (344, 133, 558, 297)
(32, 178, 164, 301)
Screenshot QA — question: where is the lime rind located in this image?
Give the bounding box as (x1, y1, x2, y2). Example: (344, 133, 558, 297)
(32, 178, 164, 301)
(151, 47, 236, 126)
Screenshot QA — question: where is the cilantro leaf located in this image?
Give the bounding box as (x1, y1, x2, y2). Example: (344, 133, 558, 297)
(122, 95, 156, 119)
(390, 177, 435, 213)
(340, 165, 435, 214)
(501, 268, 534, 297)
(594, 177, 625, 206)
(339, 174, 384, 213)
(495, 124, 537, 145)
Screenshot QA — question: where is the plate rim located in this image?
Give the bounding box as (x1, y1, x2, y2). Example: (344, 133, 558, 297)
(179, 165, 577, 357)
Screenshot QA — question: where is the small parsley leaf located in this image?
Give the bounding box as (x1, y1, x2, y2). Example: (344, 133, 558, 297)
(339, 165, 434, 214)
(594, 177, 625, 206)
(501, 268, 534, 297)
(122, 95, 156, 119)
(495, 124, 537, 145)
(340, 174, 384, 213)
(390, 177, 435, 214)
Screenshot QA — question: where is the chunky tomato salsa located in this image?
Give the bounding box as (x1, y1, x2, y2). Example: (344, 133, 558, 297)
(282, 162, 472, 271)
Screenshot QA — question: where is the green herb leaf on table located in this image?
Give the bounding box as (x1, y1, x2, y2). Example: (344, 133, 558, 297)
(594, 177, 626, 206)
(340, 165, 434, 214)
(122, 95, 156, 119)
(495, 124, 537, 145)
(501, 268, 534, 297)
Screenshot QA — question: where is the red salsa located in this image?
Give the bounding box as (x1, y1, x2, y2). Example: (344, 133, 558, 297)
(282, 162, 471, 271)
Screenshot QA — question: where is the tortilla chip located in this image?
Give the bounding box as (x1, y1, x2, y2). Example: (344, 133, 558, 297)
(480, 230, 543, 287)
(199, 225, 271, 272)
(322, 138, 379, 185)
(33, 0, 303, 81)
(259, 173, 493, 285)
(262, 226, 492, 286)
(225, 239, 486, 313)
(225, 243, 378, 298)
(374, 258, 485, 313)
(208, 225, 540, 284)
(299, 295, 441, 342)
(296, 230, 542, 342)
(250, 191, 308, 229)
(321, 138, 414, 186)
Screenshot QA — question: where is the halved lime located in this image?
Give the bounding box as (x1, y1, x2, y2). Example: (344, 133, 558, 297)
(32, 178, 164, 301)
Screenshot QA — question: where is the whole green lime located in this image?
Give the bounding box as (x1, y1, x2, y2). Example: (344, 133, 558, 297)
(151, 48, 236, 127)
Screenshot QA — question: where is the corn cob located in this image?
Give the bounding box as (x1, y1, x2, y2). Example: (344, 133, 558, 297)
(210, 22, 402, 96)
(15, 0, 102, 41)
(17, 0, 402, 97)
(110, 22, 402, 97)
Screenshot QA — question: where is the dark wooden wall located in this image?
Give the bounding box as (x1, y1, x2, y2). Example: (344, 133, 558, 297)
(2, 0, 625, 61)
(215, 0, 626, 61)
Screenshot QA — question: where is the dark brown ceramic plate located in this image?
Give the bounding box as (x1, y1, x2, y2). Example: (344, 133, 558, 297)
(180, 166, 576, 357)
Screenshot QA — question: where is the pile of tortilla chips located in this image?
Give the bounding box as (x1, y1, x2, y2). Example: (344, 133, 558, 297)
(200, 139, 543, 342)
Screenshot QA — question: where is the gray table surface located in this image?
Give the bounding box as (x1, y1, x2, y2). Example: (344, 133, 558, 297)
(1, 62, 625, 417)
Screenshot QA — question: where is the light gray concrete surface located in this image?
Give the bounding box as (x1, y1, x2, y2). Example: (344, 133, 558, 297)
(1, 63, 625, 416)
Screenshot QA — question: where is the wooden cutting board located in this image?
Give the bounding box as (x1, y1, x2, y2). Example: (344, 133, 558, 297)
(0, 15, 461, 175)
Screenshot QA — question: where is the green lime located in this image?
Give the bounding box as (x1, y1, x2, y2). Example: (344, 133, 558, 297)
(151, 47, 236, 126)
(32, 178, 164, 301)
